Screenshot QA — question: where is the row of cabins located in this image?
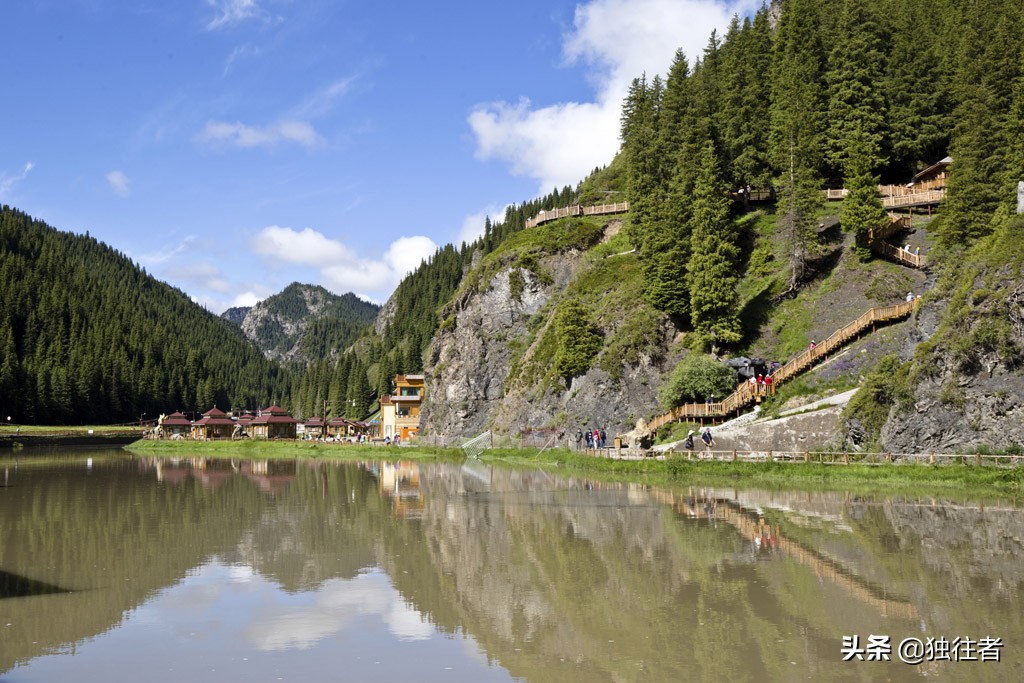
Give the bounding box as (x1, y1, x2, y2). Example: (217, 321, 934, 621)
(157, 406, 371, 441)
(156, 373, 427, 441)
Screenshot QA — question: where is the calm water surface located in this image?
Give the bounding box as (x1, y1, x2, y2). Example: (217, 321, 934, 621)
(1, 450, 1022, 682)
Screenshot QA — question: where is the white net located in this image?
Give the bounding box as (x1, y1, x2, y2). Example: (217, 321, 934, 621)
(462, 431, 492, 459)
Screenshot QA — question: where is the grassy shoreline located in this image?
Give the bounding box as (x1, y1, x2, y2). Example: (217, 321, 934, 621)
(124, 439, 1024, 500)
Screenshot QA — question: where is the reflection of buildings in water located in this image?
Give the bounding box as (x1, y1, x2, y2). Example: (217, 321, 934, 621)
(378, 461, 425, 519)
(241, 460, 297, 496)
(146, 457, 297, 495)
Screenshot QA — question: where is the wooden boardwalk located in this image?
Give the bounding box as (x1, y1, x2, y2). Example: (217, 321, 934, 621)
(824, 187, 945, 209)
(524, 201, 629, 229)
(647, 300, 918, 431)
(870, 215, 926, 268)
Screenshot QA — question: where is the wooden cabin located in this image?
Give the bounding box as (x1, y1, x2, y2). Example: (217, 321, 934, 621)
(911, 156, 951, 191)
(191, 407, 235, 440)
(158, 412, 191, 438)
(304, 416, 326, 439)
(249, 405, 299, 439)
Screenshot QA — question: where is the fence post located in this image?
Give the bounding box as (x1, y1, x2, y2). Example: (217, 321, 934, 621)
(929, 453, 935, 465)
(731, 449, 737, 462)
(768, 450, 774, 462)
(975, 453, 982, 466)
(804, 451, 810, 463)
(843, 452, 849, 465)
(886, 452, 893, 463)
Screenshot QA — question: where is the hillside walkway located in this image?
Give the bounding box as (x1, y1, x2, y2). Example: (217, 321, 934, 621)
(870, 214, 926, 268)
(524, 181, 939, 432)
(646, 299, 919, 431)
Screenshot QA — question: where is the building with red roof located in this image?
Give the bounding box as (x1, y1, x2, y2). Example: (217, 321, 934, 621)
(249, 405, 299, 439)
(158, 412, 192, 438)
(191, 407, 236, 440)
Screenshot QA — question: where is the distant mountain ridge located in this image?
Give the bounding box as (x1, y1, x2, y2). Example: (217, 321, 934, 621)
(222, 283, 379, 363)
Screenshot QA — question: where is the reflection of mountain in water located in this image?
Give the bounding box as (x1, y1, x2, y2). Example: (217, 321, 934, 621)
(3, 454, 1023, 682)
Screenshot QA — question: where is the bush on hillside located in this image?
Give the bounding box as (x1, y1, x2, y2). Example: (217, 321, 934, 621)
(658, 354, 737, 411)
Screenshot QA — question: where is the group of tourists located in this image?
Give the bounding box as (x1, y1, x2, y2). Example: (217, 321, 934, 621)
(576, 426, 608, 450)
(683, 427, 715, 457)
(748, 372, 774, 396)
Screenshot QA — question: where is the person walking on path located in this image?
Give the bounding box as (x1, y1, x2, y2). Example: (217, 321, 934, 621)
(585, 429, 593, 449)
(593, 427, 601, 449)
(576, 428, 583, 451)
(599, 427, 607, 449)
(701, 427, 714, 457)
(683, 430, 695, 459)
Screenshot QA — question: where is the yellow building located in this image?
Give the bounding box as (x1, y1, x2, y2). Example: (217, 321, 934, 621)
(380, 374, 424, 441)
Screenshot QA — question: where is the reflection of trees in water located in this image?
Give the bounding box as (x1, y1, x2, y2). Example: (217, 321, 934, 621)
(4, 455, 1023, 682)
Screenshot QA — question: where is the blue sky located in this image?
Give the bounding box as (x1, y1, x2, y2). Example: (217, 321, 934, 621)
(2, 0, 755, 311)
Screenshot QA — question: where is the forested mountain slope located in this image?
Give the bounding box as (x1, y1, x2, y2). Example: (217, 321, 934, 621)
(0, 206, 291, 424)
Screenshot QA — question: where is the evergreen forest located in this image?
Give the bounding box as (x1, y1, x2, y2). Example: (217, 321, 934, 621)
(4, 0, 1024, 431)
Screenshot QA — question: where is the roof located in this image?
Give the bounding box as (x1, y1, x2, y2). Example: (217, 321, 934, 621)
(202, 407, 228, 417)
(252, 413, 298, 425)
(912, 156, 952, 183)
(305, 416, 325, 426)
(260, 405, 290, 416)
(161, 412, 191, 426)
(380, 395, 393, 405)
(194, 415, 235, 426)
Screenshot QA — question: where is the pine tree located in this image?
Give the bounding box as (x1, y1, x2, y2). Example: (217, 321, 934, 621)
(841, 128, 888, 259)
(770, 0, 826, 293)
(825, 0, 888, 174)
(687, 141, 740, 350)
(553, 299, 603, 384)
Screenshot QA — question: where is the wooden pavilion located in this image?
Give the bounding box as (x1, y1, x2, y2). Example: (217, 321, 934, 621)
(191, 407, 235, 440)
(249, 405, 299, 439)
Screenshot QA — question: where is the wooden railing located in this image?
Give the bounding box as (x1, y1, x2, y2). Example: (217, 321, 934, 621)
(823, 187, 945, 208)
(647, 300, 918, 431)
(870, 215, 927, 268)
(882, 189, 945, 208)
(525, 201, 630, 229)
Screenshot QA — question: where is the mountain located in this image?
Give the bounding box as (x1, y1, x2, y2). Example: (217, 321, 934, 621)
(224, 283, 379, 363)
(221, 306, 250, 326)
(0, 206, 291, 424)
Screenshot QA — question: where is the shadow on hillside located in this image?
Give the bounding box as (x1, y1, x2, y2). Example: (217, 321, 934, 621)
(738, 282, 775, 348)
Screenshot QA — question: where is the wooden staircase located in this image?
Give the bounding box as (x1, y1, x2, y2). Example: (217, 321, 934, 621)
(646, 299, 918, 432)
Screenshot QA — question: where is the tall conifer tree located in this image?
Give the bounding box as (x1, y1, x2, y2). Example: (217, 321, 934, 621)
(687, 141, 740, 350)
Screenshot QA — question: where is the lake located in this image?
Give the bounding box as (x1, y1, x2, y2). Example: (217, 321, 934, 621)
(1, 449, 1021, 682)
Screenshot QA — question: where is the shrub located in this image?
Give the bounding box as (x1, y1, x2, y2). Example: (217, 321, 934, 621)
(658, 353, 737, 411)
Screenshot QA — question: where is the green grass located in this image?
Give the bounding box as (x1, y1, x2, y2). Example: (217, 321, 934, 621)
(0, 424, 142, 435)
(123, 440, 1024, 500)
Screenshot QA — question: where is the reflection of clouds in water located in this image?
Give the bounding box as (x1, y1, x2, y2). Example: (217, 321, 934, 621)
(248, 570, 432, 651)
(228, 564, 254, 584)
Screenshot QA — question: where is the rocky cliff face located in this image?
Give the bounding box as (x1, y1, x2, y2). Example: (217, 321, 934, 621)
(422, 233, 671, 438)
(880, 265, 1024, 453)
(221, 306, 250, 327)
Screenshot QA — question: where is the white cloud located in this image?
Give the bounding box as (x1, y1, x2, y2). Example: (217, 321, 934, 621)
(252, 225, 354, 267)
(247, 572, 432, 651)
(251, 225, 437, 302)
(205, 0, 276, 30)
(163, 261, 232, 293)
(197, 119, 321, 149)
(0, 161, 33, 198)
(134, 235, 197, 267)
(292, 76, 358, 119)
(457, 204, 510, 245)
(469, 0, 749, 192)
(106, 170, 130, 197)
(223, 44, 261, 77)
